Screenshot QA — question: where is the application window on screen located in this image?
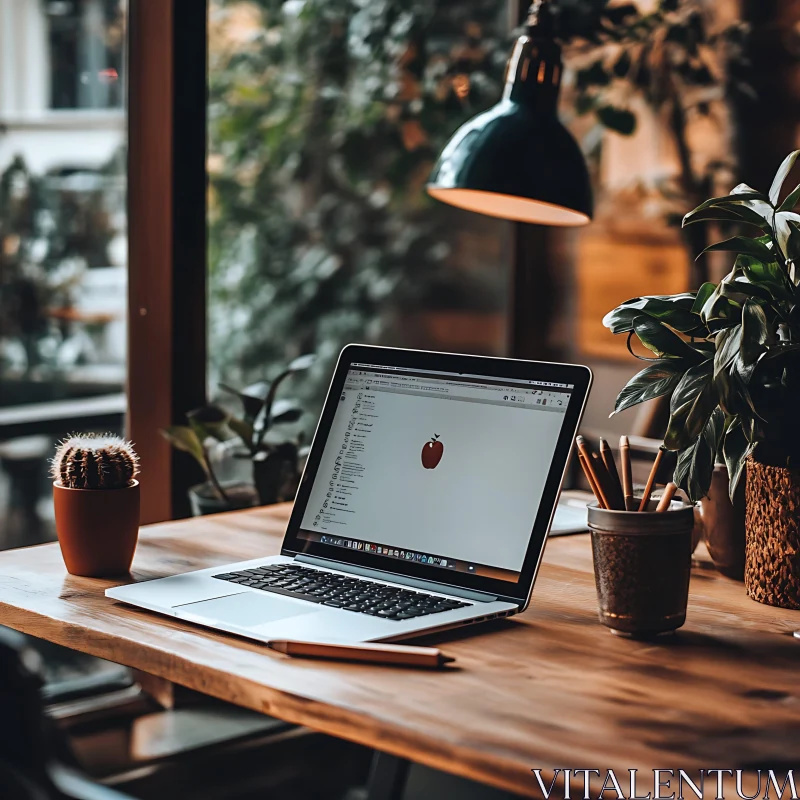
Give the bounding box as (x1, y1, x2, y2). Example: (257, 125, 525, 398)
(299, 366, 573, 582)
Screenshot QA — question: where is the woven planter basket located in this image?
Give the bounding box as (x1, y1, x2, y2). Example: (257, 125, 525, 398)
(744, 457, 800, 609)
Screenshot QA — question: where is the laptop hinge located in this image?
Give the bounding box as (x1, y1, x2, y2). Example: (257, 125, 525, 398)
(294, 554, 499, 603)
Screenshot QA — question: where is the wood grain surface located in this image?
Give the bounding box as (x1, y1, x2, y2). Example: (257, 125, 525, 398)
(1, 504, 800, 796)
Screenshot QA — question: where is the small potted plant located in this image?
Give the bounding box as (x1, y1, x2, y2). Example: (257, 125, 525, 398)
(51, 434, 140, 577)
(603, 151, 800, 608)
(162, 354, 314, 515)
(161, 405, 259, 516)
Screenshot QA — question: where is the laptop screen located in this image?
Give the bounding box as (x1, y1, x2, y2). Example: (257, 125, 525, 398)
(297, 362, 574, 583)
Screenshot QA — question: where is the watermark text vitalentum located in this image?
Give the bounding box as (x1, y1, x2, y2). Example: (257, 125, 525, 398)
(530, 769, 799, 800)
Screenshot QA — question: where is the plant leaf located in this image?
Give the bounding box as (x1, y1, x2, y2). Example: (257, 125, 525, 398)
(160, 426, 208, 472)
(611, 361, 686, 416)
(683, 189, 770, 226)
(737, 253, 778, 282)
(287, 354, 316, 372)
(714, 326, 743, 379)
(265, 355, 316, 416)
(700, 286, 740, 327)
(740, 300, 769, 366)
(603, 294, 701, 335)
(665, 359, 717, 451)
(770, 150, 800, 206)
(272, 407, 304, 425)
(219, 382, 268, 423)
(269, 398, 304, 426)
(227, 415, 254, 452)
(187, 405, 230, 442)
(779, 182, 800, 212)
(631, 316, 705, 360)
(774, 211, 800, 256)
(723, 421, 755, 501)
(717, 351, 762, 419)
(258, 354, 316, 444)
(682, 203, 771, 230)
(731, 183, 775, 221)
(691, 283, 716, 315)
(786, 220, 800, 265)
(701, 236, 776, 264)
(674, 408, 724, 502)
(717, 276, 774, 304)
(759, 342, 800, 363)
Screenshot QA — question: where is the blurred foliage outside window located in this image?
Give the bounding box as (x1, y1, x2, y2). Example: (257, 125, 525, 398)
(561, 0, 749, 219)
(207, 0, 749, 415)
(0, 153, 126, 385)
(207, 0, 515, 415)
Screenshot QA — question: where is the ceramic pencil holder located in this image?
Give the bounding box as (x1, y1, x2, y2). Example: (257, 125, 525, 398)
(587, 502, 694, 638)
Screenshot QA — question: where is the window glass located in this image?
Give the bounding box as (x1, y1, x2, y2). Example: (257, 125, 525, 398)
(47, 0, 126, 110)
(0, 0, 127, 549)
(208, 0, 513, 413)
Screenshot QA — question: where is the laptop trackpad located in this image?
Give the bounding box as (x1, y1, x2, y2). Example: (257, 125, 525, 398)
(175, 592, 317, 627)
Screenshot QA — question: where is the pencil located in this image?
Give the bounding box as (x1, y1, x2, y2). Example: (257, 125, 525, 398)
(639, 447, 665, 512)
(591, 450, 622, 511)
(578, 451, 607, 509)
(266, 640, 455, 668)
(599, 438, 625, 510)
(656, 482, 678, 512)
(619, 436, 634, 511)
(575, 436, 611, 510)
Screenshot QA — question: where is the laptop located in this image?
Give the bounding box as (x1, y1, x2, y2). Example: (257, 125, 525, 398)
(106, 345, 592, 644)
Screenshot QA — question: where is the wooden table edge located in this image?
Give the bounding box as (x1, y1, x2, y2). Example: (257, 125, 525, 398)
(0, 599, 537, 796)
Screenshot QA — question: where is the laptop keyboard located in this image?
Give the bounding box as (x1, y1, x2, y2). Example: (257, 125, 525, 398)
(211, 564, 470, 621)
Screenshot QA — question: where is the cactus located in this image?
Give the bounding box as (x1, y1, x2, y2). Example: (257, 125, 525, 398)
(51, 434, 139, 490)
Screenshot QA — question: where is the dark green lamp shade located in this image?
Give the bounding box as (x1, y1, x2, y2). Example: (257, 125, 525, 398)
(427, 22, 593, 227)
(427, 102, 592, 226)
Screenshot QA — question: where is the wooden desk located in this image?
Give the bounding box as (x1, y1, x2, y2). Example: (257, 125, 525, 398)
(1, 505, 800, 798)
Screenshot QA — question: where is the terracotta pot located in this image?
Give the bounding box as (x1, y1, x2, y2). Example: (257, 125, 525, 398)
(53, 480, 140, 577)
(744, 458, 800, 609)
(698, 464, 745, 580)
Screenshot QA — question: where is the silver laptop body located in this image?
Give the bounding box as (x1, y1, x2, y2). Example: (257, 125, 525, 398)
(107, 346, 592, 645)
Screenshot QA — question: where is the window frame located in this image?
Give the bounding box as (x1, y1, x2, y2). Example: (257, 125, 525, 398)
(127, 0, 208, 523)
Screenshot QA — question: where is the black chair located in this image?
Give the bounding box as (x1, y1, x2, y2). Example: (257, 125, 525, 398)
(0, 626, 135, 800)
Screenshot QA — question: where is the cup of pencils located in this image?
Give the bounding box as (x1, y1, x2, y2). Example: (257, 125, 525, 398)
(575, 436, 694, 638)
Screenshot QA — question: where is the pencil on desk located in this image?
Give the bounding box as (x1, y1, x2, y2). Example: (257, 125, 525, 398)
(266, 640, 454, 668)
(639, 447, 665, 512)
(599, 438, 625, 510)
(619, 436, 634, 511)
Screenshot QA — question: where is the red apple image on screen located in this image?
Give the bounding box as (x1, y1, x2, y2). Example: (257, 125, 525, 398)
(421, 434, 444, 469)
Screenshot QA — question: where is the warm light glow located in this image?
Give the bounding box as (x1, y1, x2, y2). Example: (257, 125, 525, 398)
(427, 187, 590, 226)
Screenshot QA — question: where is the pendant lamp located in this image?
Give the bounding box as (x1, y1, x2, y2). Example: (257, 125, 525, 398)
(427, 0, 593, 226)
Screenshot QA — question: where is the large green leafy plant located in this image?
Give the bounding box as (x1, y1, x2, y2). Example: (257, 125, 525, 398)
(604, 151, 800, 503)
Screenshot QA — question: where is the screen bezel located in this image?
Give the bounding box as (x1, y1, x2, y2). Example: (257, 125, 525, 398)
(281, 344, 592, 604)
